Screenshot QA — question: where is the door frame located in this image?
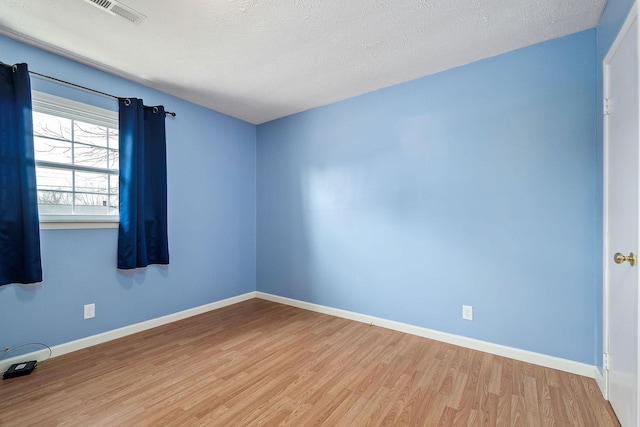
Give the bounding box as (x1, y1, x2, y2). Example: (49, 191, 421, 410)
(602, 0, 640, 417)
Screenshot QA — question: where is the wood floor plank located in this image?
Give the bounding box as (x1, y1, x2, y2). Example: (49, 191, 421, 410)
(0, 299, 619, 426)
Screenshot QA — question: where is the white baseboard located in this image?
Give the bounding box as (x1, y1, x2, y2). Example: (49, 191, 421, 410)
(256, 292, 599, 379)
(0, 292, 256, 373)
(596, 366, 608, 400)
(2, 290, 599, 381)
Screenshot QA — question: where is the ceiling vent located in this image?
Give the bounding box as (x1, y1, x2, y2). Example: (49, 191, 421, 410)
(83, 0, 146, 24)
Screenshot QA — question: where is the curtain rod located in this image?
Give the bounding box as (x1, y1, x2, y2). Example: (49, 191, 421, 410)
(29, 70, 177, 117)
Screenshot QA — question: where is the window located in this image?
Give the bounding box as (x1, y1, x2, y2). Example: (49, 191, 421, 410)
(32, 92, 119, 228)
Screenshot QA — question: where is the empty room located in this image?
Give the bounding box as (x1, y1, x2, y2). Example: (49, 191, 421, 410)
(0, 0, 637, 425)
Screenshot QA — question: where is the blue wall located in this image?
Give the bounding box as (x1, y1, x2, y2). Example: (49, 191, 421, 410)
(257, 30, 598, 364)
(1, 24, 606, 366)
(0, 35, 256, 352)
(594, 0, 636, 372)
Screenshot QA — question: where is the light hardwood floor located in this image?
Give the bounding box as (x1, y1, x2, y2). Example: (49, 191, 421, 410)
(0, 299, 619, 426)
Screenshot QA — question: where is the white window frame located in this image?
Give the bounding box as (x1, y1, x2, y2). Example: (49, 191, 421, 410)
(32, 91, 119, 230)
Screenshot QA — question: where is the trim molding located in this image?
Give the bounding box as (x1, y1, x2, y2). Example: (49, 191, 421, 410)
(0, 292, 256, 372)
(1, 291, 598, 380)
(256, 292, 598, 379)
(595, 366, 607, 399)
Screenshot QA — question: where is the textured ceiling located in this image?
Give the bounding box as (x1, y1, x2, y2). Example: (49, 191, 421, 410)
(0, 0, 606, 124)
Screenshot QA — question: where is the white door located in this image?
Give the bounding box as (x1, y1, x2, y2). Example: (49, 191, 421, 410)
(604, 3, 640, 426)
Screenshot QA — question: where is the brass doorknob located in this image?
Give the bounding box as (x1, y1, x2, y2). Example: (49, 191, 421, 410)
(614, 252, 636, 266)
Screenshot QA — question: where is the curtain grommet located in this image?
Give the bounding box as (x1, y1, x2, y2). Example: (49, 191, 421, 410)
(153, 106, 159, 114)
(124, 98, 131, 106)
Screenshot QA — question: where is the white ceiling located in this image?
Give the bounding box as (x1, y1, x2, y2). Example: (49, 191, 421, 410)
(0, 0, 606, 124)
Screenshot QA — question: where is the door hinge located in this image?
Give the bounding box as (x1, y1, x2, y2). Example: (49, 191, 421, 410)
(604, 98, 611, 116)
(604, 353, 610, 370)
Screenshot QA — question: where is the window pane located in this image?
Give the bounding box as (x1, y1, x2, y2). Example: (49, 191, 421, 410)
(74, 194, 109, 215)
(74, 121, 108, 147)
(75, 145, 109, 169)
(38, 191, 73, 214)
(33, 112, 72, 140)
(75, 171, 109, 194)
(109, 195, 119, 215)
(32, 93, 119, 219)
(109, 174, 119, 195)
(34, 137, 72, 164)
(108, 128, 118, 150)
(36, 167, 72, 192)
(108, 149, 119, 169)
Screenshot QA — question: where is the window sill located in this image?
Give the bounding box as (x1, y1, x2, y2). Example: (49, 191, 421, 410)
(40, 216, 119, 230)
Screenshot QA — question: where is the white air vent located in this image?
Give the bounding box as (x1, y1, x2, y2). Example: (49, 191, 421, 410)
(83, 0, 146, 24)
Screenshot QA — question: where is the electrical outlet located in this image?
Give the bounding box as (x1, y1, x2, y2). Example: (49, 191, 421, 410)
(462, 305, 473, 320)
(84, 303, 95, 319)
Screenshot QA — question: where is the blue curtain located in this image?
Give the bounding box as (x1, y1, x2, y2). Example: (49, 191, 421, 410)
(118, 98, 169, 269)
(0, 63, 42, 286)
